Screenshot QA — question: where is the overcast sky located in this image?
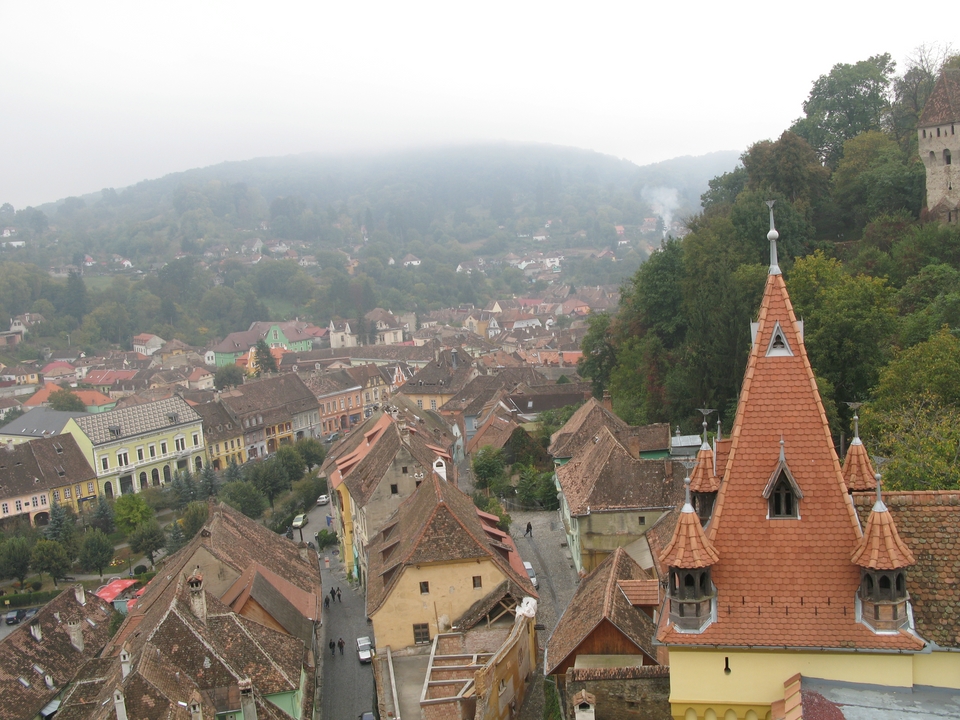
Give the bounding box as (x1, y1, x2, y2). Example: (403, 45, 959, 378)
(1, 2, 951, 208)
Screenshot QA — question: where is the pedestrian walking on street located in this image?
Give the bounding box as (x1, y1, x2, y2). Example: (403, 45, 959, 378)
(336, 588, 342, 602)
(338, 638, 345, 655)
(324, 596, 330, 610)
(524, 521, 533, 538)
(329, 639, 335, 656)
(330, 587, 336, 601)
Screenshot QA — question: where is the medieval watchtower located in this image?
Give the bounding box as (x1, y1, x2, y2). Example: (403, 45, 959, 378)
(918, 68, 960, 223)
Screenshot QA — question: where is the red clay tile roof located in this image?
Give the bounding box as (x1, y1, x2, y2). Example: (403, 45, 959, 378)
(851, 494, 916, 570)
(659, 270, 923, 652)
(545, 548, 658, 675)
(617, 578, 661, 607)
(688, 443, 720, 493)
(841, 438, 876, 492)
(853, 490, 960, 648)
(918, 68, 960, 126)
(659, 495, 719, 569)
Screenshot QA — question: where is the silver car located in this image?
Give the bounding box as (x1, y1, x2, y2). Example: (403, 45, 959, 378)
(356, 636, 373, 663)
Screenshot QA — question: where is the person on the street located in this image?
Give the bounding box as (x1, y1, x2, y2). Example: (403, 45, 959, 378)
(338, 637, 345, 655)
(336, 588, 342, 602)
(324, 596, 330, 610)
(524, 521, 533, 537)
(329, 639, 336, 656)
(330, 587, 336, 601)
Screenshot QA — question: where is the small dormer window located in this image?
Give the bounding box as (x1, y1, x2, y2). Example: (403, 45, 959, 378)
(770, 474, 797, 518)
(765, 322, 793, 357)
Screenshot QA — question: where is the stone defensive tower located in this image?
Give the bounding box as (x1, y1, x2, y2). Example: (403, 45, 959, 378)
(918, 68, 960, 223)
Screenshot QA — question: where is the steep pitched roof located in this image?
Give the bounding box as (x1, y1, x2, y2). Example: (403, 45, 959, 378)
(545, 548, 659, 675)
(466, 406, 519, 455)
(0, 433, 96, 496)
(366, 474, 535, 616)
(556, 426, 682, 516)
(548, 397, 628, 458)
(218, 374, 318, 419)
(853, 491, 960, 648)
(841, 433, 876, 493)
(659, 256, 922, 652)
(0, 587, 114, 720)
(851, 491, 916, 570)
(688, 442, 720, 493)
(659, 488, 719, 570)
(918, 68, 960, 127)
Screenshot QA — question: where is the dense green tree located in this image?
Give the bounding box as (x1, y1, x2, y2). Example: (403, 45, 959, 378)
(78, 529, 114, 578)
(472, 447, 506, 491)
(790, 53, 896, 168)
(129, 521, 166, 567)
(700, 166, 747, 212)
(295, 437, 326, 469)
(49, 388, 87, 412)
(180, 502, 209, 539)
(199, 465, 219, 498)
(165, 521, 187, 556)
(275, 445, 306, 484)
(0, 536, 33, 589)
(31, 539, 71, 586)
(577, 313, 616, 398)
(253, 339, 277, 376)
(741, 131, 830, 205)
(220, 480, 268, 518)
(170, 470, 196, 510)
(223, 460, 242, 484)
(113, 494, 153, 535)
(247, 459, 288, 507)
(214, 364, 245, 390)
(91, 495, 115, 534)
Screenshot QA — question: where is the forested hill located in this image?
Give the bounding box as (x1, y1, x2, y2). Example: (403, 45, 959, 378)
(578, 50, 960, 492)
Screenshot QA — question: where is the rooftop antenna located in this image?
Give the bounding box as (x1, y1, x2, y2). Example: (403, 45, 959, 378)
(696, 408, 716, 448)
(766, 200, 780, 276)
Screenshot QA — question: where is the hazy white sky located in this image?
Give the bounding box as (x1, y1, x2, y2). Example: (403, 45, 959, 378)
(1, 2, 951, 208)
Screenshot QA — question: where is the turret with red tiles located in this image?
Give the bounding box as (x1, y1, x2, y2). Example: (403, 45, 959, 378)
(658, 203, 923, 651)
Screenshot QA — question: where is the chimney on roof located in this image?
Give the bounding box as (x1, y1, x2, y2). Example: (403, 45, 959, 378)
(239, 679, 258, 720)
(119, 644, 132, 679)
(73, 584, 85, 606)
(601, 391, 613, 412)
(189, 690, 204, 720)
(29, 619, 41, 642)
(298, 542, 310, 562)
(66, 620, 84, 653)
(113, 689, 128, 720)
(398, 421, 409, 438)
(187, 567, 206, 624)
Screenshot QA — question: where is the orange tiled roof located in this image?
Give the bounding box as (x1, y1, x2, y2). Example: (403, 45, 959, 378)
(851, 494, 916, 570)
(659, 266, 923, 652)
(841, 438, 876, 492)
(688, 443, 720, 493)
(658, 498, 718, 570)
(618, 578, 661, 607)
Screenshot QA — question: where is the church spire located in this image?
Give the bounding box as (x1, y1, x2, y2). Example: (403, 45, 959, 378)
(841, 407, 876, 492)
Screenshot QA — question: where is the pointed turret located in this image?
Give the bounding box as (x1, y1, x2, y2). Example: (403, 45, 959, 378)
(660, 475, 719, 632)
(841, 411, 876, 492)
(851, 475, 915, 632)
(689, 415, 720, 524)
(658, 204, 922, 652)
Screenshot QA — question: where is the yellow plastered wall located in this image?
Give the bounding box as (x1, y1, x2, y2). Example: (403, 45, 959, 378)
(669, 648, 915, 712)
(371, 557, 509, 650)
(913, 651, 960, 690)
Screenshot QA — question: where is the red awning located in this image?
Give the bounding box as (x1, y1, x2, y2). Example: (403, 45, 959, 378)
(94, 579, 137, 603)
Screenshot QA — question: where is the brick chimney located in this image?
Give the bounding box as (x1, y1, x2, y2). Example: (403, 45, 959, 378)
(601, 391, 613, 412)
(73, 584, 86, 606)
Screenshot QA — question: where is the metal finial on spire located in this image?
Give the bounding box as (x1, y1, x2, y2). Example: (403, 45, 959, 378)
(779, 436, 785, 463)
(766, 200, 781, 276)
(873, 472, 887, 512)
(680, 459, 696, 511)
(716, 419, 722, 443)
(697, 408, 716, 448)
(684, 476, 692, 508)
(845, 402, 863, 445)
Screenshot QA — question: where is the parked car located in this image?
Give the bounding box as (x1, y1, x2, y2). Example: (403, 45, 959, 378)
(23, 608, 38, 620)
(359, 713, 376, 720)
(324, 431, 340, 443)
(5, 609, 26, 625)
(316, 494, 330, 506)
(292, 514, 308, 529)
(523, 561, 538, 589)
(356, 636, 373, 663)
